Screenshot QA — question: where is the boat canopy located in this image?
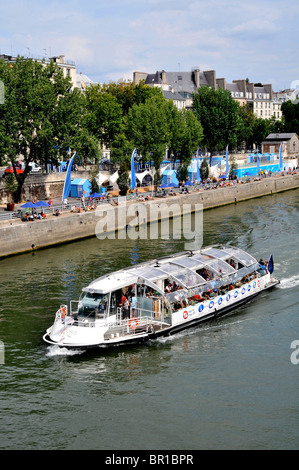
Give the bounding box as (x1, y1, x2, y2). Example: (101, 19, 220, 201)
(83, 245, 258, 294)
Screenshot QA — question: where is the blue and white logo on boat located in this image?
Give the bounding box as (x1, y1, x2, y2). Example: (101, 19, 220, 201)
(253, 281, 256, 288)
(198, 304, 204, 312)
(241, 287, 246, 295)
(234, 290, 238, 298)
(209, 301, 214, 309)
(248, 284, 251, 291)
(218, 297, 223, 305)
(226, 293, 231, 301)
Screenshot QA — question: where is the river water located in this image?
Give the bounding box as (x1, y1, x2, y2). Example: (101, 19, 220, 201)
(0, 189, 298, 451)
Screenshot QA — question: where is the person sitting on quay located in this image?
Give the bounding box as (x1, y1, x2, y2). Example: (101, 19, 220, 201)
(54, 209, 60, 217)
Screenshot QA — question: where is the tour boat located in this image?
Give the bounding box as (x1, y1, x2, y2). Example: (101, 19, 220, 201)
(43, 245, 279, 349)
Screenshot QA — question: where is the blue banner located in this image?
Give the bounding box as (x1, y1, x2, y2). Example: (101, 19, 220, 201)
(131, 148, 137, 190)
(196, 147, 200, 181)
(279, 143, 283, 171)
(62, 153, 76, 201)
(225, 146, 229, 178)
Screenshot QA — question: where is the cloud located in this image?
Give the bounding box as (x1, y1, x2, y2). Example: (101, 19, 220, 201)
(0, 0, 298, 90)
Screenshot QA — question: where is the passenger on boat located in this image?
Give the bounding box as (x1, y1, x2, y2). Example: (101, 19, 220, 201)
(258, 259, 267, 275)
(122, 296, 131, 319)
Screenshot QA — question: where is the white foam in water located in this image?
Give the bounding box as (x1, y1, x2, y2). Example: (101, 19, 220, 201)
(46, 345, 85, 357)
(278, 275, 299, 290)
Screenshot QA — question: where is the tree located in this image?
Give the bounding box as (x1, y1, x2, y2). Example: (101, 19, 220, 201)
(0, 56, 90, 201)
(280, 101, 299, 134)
(248, 117, 277, 149)
(200, 157, 209, 181)
(228, 154, 238, 180)
(117, 161, 130, 195)
(101, 80, 163, 115)
(124, 95, 170, 172)
(192, 86, 243, 163)
(84, 84, 123, 148)
(167, 104, 203, 168)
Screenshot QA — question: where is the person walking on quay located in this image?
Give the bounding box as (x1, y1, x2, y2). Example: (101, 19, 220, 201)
(81, 193, 86, 210)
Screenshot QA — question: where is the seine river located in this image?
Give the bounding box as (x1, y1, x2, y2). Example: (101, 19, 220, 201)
(0, 189, 298, 451)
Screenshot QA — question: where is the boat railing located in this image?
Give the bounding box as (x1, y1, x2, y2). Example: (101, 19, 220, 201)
(70, 301, 79, 315)
(104, 315, 163, 339)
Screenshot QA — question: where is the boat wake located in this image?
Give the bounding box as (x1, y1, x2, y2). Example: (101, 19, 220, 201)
(46, 345, 85, 357)
(277, 275, 299, 290)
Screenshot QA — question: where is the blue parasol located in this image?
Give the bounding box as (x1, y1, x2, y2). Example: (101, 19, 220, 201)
(21, 202, 36, 208)
(35, 200, 50, 207)
(183, 180, 193, 186)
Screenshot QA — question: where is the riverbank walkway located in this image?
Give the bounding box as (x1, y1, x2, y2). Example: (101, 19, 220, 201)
(1, 172, 297, 226)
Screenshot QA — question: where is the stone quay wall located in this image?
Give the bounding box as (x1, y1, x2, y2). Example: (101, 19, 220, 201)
(0, 174, 298, 258)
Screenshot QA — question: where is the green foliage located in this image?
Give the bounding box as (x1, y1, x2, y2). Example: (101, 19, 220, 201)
(167, 104, 203, 167)
(248, 117, 277, 148)
(3, 173, 18, 200)
(228, 154, 238, 179)
(176, 163, 189, 183)
(89, 164, 100, 194)
(117, 161, 130, 195)
(200, 157, 209, 181)
(0, 56, 94, 201)
(124, 94, 170, 170)
(280, 101, 299, 134)
(84, 84, 123, 147)
(192, 86, 243, 161)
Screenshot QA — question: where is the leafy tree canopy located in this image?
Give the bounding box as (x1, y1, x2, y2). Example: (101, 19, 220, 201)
(192, 86, 243, 161)
(0, 56, 94, 201)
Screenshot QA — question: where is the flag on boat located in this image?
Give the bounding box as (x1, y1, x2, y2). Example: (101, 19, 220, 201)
(268, 255, 274, 274)
(279, 143, 283, 171)
(62, 153, 76, 201)
(131, 147, 137, 190)
(225, 146, 229, 178)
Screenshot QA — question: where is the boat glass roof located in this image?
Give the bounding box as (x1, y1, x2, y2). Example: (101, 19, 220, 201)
(84, 245, 257, 293)
(158, 263, 206, 288)
(202, 247, 256, 267)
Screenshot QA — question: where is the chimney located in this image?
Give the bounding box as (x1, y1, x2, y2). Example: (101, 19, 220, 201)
(194, 69, 200, 89)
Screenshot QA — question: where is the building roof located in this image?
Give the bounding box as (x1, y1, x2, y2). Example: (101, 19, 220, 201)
(162, 90, 185, 101)
(265, 133, 298, 141)
(144, 70, 211, 94)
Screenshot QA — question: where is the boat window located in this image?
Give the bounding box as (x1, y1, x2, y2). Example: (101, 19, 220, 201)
(201, 247, 233, 261)
(204, 258, 235, 275)
(171, 256, 205, 270)
(79, 292, 109, 317)
(159, 263, 205, 288)
(131, 266, 167, 282)
(220, 247, 257, 267)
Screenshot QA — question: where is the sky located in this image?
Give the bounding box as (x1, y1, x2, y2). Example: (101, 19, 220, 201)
(0, 0, 298, 92)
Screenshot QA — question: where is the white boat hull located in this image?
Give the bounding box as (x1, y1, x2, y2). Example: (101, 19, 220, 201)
(43, 274, 279, 349)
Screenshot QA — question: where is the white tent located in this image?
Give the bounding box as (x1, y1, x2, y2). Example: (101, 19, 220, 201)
(110, 171, 119, 183)
(97, 172, 110, 186)
(135, 170, 153, 184)
(209, 164, 220, 178)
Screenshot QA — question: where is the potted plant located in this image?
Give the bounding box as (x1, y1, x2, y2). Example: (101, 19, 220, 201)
(4, 174, 18, 211)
